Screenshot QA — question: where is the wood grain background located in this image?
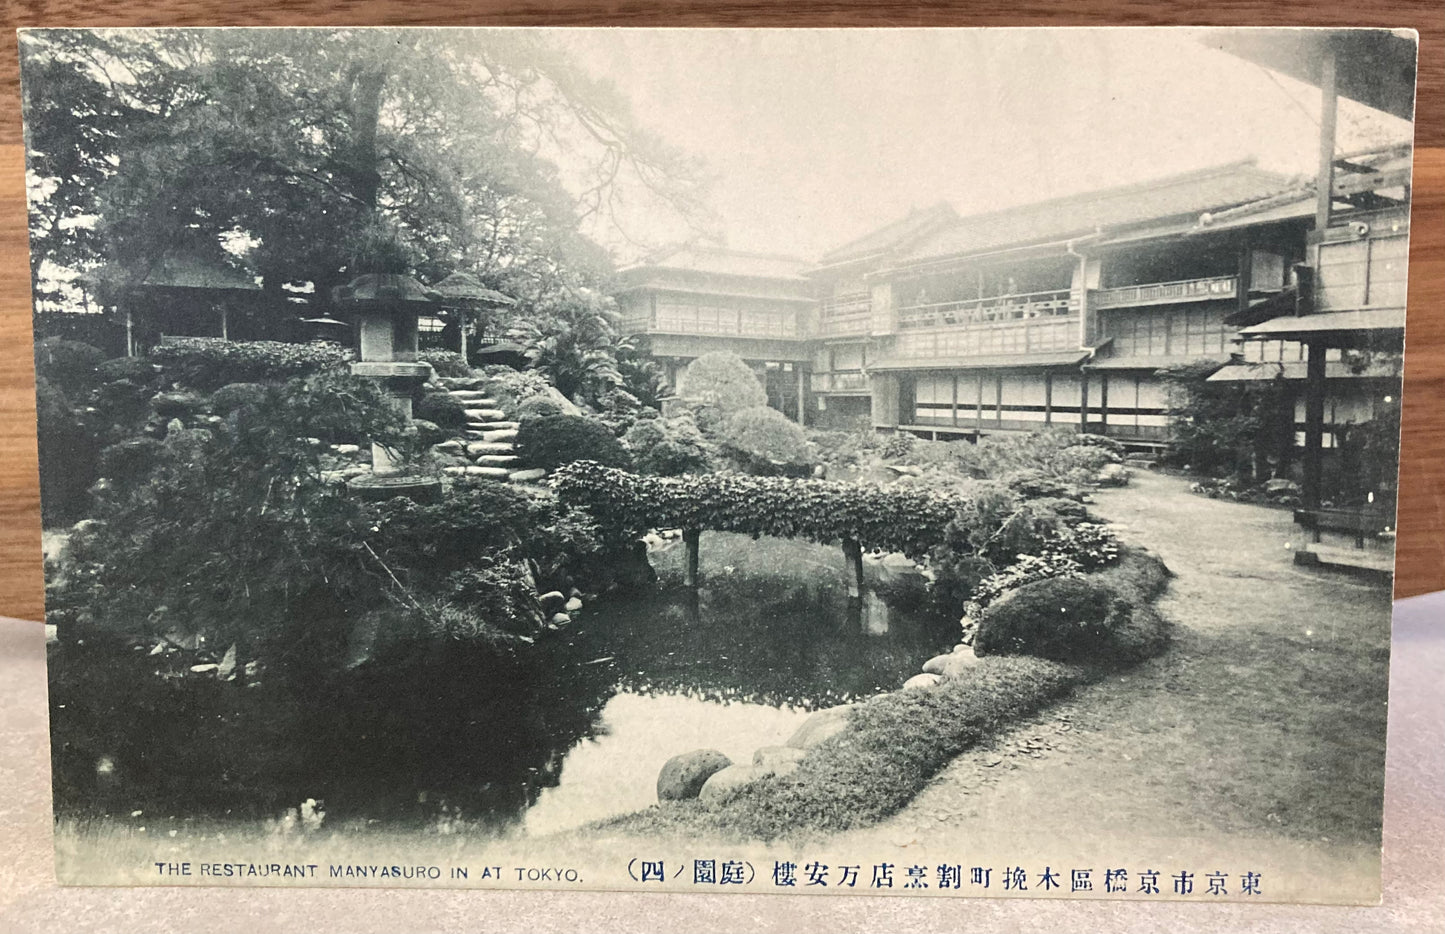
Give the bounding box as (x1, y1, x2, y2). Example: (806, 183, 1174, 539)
(0, 3, 1440, 620)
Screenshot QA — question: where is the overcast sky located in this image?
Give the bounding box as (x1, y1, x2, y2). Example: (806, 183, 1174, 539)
(556, 28, 1413, 262)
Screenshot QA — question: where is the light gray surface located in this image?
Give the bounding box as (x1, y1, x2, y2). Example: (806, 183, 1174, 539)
(0, 595, 1440, 933)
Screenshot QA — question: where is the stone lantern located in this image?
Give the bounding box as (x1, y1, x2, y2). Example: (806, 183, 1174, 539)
(330, 272, 442, 501)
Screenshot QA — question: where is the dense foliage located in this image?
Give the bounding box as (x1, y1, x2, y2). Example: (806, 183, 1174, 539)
(553, 461, 964, 557)
(516, 415, 632, 472)
(416, 349, 471, 378)
(622, 412, 714, 476)
(414, 389, 468, 429)
(718, 405, 815, 474)
(148, 338, 352, 391)
(1159, 360, 1292, 480)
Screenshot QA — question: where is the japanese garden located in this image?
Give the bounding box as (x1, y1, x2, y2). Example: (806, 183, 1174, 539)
(21, 28, 1400, 890)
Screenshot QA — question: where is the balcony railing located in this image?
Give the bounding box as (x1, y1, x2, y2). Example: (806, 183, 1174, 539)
(896, 289, 1076, 330)
(820, 294, 873, 337)
(623, 307, 800, 339)
(811, 370, 869, 392)
(1091, 275, 1238, 309)
(890, 314, 1081, 360)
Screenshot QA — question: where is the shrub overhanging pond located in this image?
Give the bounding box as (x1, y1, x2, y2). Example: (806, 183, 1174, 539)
(553, 460, 967, 558)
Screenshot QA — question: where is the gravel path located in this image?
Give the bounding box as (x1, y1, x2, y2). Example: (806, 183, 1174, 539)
(831, 469, 1393, 903)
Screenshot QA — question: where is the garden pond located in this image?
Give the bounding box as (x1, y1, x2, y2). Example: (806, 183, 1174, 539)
(50, 534, 960, 838)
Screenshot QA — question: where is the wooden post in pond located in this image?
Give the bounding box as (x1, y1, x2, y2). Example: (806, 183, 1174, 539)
(842, 538, 864, 600)
(683, 529, 701, 588)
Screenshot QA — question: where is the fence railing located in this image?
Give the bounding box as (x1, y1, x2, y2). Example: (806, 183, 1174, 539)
(895, 289, 1076, 330)
(1091, 275, 1238, 309)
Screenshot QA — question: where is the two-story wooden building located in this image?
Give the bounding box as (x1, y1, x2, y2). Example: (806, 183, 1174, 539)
(856, 161, 1306, 447)
(615, 246, 815, 419)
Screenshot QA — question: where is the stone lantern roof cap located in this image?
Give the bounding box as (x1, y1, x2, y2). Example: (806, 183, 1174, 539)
(330, 273, 440, 306)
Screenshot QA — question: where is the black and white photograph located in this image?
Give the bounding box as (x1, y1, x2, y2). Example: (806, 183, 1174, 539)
(16, 26, 1417, 904)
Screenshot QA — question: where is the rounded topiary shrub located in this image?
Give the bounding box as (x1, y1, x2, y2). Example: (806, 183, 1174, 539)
(516, 414, 632, 472)
(719, 406, 813, 474)
(680, 352, 766, 427)
(516, 395, 565, 421)
(623, 413, 712, 476)
(973, 575, 1166, 667)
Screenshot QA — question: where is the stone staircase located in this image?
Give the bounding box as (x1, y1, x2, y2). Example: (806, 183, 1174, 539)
(436, 384, 546, 485)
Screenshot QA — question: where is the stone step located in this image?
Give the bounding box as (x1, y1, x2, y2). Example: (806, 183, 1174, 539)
(467, 420, 520, 431)
(508, 467, 548, 483)
(463, 408, 508, 421)
(465, 430, 517, 442)
(475, 454, 520, 467)
(451, 393, 498, 405)
(479, 428, 519, 443)
(466, 441, 516, 457)
(438, 377, 484, 391)
(465, 465, 512, 480)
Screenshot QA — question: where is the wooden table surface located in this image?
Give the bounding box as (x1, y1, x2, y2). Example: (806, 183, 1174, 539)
(0, 3, 1441, 620)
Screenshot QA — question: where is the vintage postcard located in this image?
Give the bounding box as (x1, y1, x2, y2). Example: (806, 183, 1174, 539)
(20, 26, 1416, 904)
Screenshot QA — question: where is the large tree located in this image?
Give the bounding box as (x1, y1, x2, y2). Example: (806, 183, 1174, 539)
(20, 28, 711, 314)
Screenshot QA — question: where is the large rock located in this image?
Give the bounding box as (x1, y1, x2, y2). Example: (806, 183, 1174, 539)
(657, 749, 732, 802)
(538, 591, 568, 615)
(752, 745, 805, 779)
(432, 439, 466, 456)
(902, 672, 942, 690)
(786, 704, 856, 750)
(923, 649, 984, 680)
(698, 764, 759, 805)
(509, 468, 547, 483)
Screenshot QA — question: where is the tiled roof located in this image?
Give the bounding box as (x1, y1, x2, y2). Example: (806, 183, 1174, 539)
(818, 202, 958, 267)
(896, 162, 1298, 266)
(136, 254, 261, 291)
(625, 246, 812, 282)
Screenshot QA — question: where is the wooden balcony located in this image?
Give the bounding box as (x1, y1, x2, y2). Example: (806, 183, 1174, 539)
(622, 307, 800, 339)
(1091, 275, 1238, 309)
(896, 289, 1076, 330)
(820, 295, 873, 337)
(890, 313, 1081, 360)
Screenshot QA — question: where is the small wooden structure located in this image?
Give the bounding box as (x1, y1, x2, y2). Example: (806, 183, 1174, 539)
(429, 272, 515, 364)
(83, 253, 264, 356)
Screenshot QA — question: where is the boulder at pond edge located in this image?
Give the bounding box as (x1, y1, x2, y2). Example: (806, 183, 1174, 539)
(657, 749, 732, 802)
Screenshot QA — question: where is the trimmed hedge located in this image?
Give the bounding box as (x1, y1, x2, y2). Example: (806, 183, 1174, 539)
(553, 461, 965, 558)
(149, 338, 352, 390)
(973, 550, 1171, 667)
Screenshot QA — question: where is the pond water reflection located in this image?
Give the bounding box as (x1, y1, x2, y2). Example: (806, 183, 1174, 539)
(515, 535, 959, 833)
